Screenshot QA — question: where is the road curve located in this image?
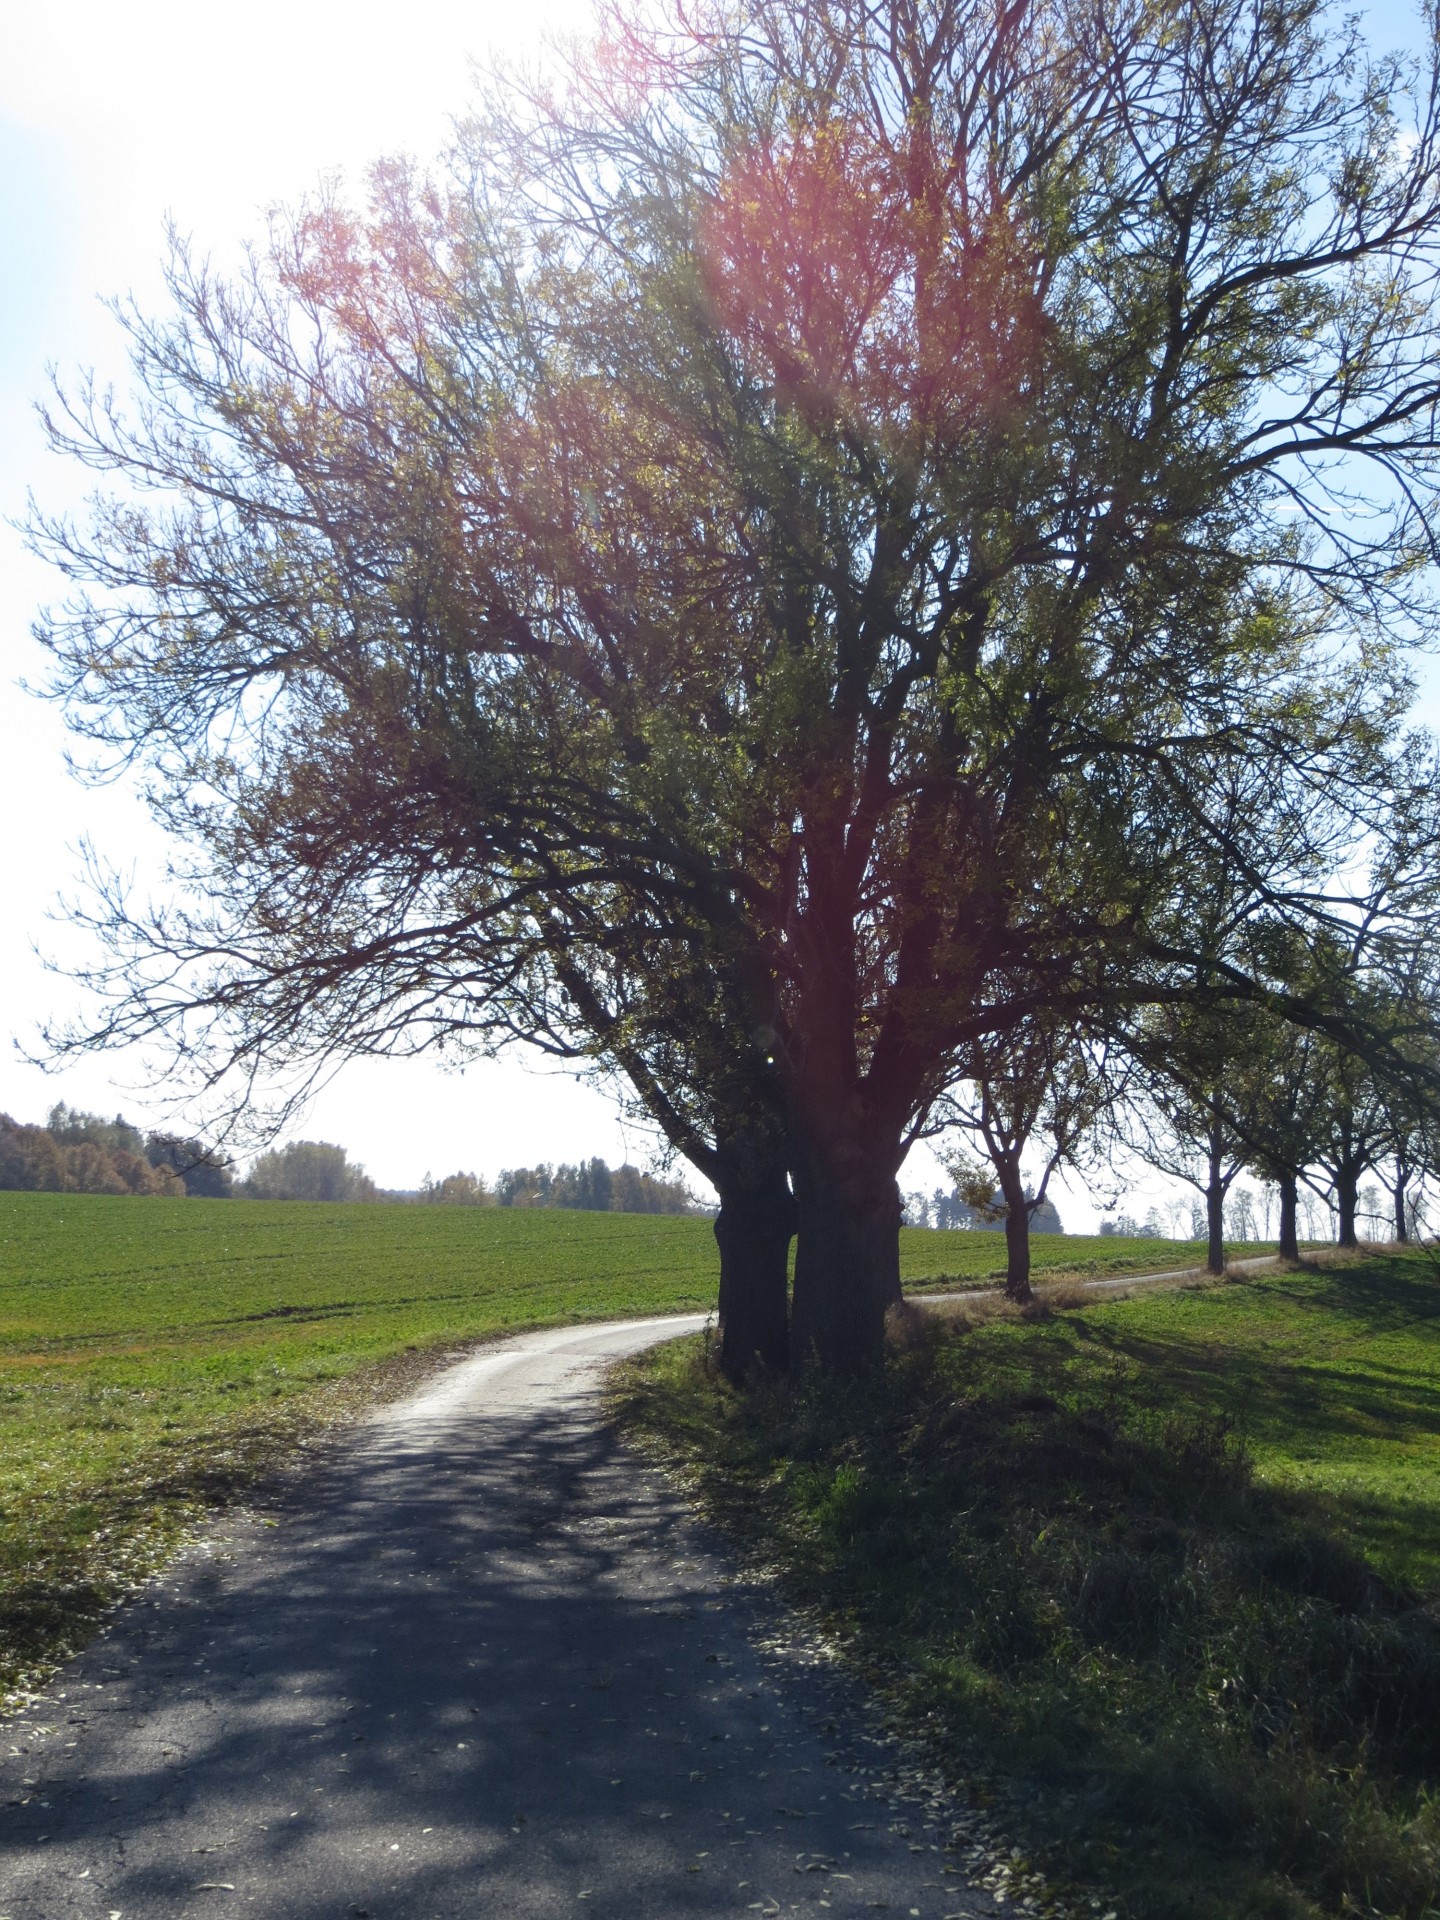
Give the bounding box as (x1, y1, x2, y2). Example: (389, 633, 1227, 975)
(1, 1316, 997, 1920)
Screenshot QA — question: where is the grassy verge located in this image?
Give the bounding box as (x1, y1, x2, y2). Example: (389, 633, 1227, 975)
(613, 1255, 1440, 1920)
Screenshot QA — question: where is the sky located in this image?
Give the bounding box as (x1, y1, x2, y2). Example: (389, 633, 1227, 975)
(0, 1, 649, 1193)
(0, 0, 1433, 1224)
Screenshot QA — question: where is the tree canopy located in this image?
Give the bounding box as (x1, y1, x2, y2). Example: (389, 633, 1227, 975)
(243, 1140, 376, 1203)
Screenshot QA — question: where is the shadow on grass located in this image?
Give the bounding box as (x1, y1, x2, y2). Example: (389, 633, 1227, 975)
(1052, 1260, 1440, 1474)
(1291, 1254, 1440, 1333)
(615, 1285, 1440, 1920)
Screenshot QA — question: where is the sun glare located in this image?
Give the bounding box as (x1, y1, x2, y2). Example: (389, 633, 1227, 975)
(0, 2, 595, 239)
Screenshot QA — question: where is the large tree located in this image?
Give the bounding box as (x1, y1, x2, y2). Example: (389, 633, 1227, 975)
(34, 0, 1440, 1370)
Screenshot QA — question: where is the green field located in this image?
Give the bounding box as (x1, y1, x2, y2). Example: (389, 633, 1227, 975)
(0, 1189, 1219, 1704)
(619, 1255, 1440, 1920)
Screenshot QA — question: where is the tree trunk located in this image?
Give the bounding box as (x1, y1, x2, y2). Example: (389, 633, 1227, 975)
(1335, 1166, 1359, 1247)
(1206, 1150, 1226, 1276)
(1277, 1172, 1299, 1262)
(995, 1151, 1033, 1303)
(789, 1152, 902, 1376)
(713, 1169, 794, 1381)
(1393, 1162, 1410, 1245)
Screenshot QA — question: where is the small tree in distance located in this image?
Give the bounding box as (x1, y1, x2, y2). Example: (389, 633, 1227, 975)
(942, 1011, 1109, 1302)
(419, 1171, 494, 1206)
(144, 1131, 235, 1197)
(243, 1141, 377, 1204)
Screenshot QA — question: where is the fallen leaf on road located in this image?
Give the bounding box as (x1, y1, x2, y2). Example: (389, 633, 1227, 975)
(192, 1884, 236, 1892)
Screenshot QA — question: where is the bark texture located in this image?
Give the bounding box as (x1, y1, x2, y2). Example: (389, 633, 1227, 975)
(1335, 1167, 1359, 1248)
(995, 1152, 1034, 1303)
(1206, 1149, 1227, 1276)
(789, 1153, 903, 1375)
(714, 1172, 795, 1380)
(1278, 1173, 1299, 1262)
(1393, 1164, 1410, 1244)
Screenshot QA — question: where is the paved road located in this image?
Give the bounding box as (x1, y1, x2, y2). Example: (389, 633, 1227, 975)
(1, 1317, 997, 1920)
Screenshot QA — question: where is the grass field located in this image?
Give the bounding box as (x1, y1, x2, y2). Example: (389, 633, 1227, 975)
(0, 1186, 1284, 1710)
(617, 1255, 1440, 1920)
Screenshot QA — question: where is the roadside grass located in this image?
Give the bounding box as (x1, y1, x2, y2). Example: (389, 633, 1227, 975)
(614, 1255, 1440, 1920)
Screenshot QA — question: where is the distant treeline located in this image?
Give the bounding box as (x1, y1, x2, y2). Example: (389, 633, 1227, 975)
(915, 1187, 1065, 1233)
(422, 1157, 705, 1215)
(246, 1140, 375, 1202)
(0, 1111, 704, 1215)
(0, 1112, 359, 1203)
(0, 1105, 234, 1197)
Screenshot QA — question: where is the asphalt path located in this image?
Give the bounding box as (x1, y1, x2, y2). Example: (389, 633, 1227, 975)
(1, 1316, 999, 1920)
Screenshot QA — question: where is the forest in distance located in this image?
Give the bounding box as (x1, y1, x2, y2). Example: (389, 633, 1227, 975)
(0, 1105, 699, 1215)
(0, 1103, 1410, 1243)
(0, 1103, 1066, 1227)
